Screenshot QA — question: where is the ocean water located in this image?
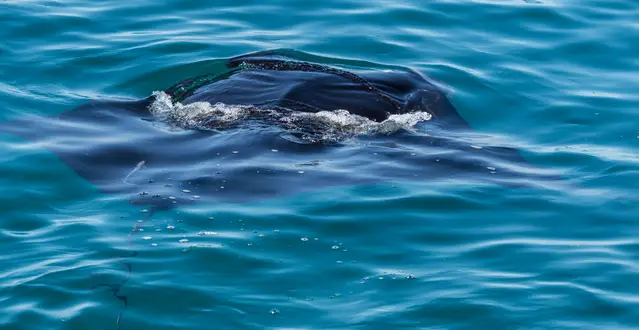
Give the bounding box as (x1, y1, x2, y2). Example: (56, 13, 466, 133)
(1, 0, 639, 329)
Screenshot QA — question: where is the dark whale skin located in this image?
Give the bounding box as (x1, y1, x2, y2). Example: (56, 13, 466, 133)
(0, 50, 560, 210)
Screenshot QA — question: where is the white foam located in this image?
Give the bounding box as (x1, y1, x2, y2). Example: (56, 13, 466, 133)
(148, 91, 432, 142)
(150, 91, 253, 129)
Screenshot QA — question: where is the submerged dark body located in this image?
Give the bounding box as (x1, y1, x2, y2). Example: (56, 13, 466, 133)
(0, 50, 557, 210)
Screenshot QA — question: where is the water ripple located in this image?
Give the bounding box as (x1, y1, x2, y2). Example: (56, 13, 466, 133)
(2, 0, 639, 329)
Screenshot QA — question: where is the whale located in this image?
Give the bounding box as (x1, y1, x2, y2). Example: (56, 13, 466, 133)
(0, 49, 560, 211)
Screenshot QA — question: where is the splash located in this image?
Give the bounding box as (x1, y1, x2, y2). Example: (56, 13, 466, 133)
(149, 91, 432, 143)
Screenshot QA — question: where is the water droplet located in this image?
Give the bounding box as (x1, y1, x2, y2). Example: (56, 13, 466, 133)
(269, 309, 280, 315)
(142, 236, 152, 240)
(247, 243, 253, 247)
(139, 228, 144, 232)
(331, 245, 340, 250)
(301, 237, 309, 241)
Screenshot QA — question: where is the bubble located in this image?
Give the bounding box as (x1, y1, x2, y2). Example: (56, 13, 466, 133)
(301, 237, 309, 241)
(269, 309, 280, 315)
(298, 171, 305, 174)
(167, 225, 175, 229)
(271, 149, 278, 152)
(193, 195, 201, 199)
(331, 245, 340, 250)
(142, 236, 152, 240)
(182, 189, 191, 193)
(151, 243, 158, 247)
(232, 151, 239, 154)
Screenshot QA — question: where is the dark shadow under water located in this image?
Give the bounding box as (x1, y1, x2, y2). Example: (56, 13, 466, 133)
(0, 49, 562, 211)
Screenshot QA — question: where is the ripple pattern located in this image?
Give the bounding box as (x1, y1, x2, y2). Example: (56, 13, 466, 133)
(1, 0, 639, 329)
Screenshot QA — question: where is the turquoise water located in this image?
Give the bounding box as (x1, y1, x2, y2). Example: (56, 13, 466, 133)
(2, 0, 639, 329)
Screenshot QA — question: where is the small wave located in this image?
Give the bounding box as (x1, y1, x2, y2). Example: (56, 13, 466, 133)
(149, 91, 432, 143)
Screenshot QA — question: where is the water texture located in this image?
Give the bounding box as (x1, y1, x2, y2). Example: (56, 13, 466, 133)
(1, 0, 639, 329)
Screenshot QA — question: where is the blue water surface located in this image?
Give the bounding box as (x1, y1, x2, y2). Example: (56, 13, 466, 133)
(1, 0, 639, 329)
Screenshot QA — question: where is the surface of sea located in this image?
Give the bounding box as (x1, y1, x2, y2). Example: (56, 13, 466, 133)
(1, 0, 639, 329)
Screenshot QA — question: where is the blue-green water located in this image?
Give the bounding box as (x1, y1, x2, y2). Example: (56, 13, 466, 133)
(2, 1, 639, 329)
